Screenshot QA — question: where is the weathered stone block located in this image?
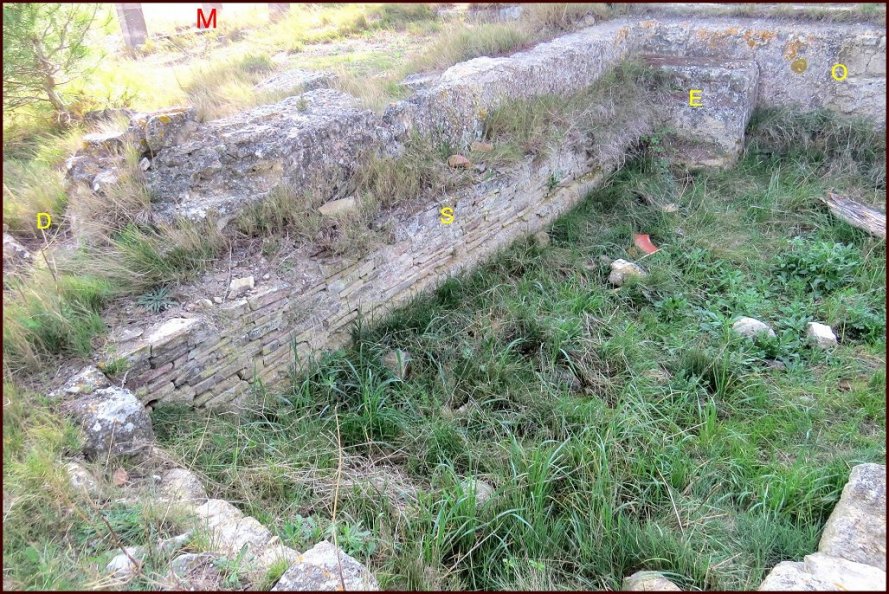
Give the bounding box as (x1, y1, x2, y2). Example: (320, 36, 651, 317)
(151, 342, 190, 368)
(646, 55, 758, 168)
(146, 318, 200, 352)
(147, 90, 385, 226)
(247, 285, 289, 311)
(819, 463, 886, 570)
(759, 552, 885, 591)
(62, 387, 154, 460)
(271, 541, 379, 591)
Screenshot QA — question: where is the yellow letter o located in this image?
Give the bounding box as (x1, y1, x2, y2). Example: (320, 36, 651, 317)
(831, 63, 848, 81)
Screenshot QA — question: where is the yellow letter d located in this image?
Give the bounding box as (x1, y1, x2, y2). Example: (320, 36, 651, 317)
(36, 212, 52, 230)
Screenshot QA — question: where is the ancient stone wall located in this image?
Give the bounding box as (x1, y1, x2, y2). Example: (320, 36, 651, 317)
(642, 18, 886, 124)
(89, 16, 885, 409)
(111, 145, 626, 409)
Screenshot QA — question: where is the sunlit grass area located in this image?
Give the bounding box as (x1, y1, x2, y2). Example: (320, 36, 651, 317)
(150, 131, 885, 590)
(2, 4, 885, 591)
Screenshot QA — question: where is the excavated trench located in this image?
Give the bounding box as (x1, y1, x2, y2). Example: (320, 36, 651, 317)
(47, 11, 886, 592)
(63, 16, 887, 412)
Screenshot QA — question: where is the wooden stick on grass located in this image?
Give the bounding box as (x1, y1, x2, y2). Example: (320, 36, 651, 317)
(822, 192, 886, 239)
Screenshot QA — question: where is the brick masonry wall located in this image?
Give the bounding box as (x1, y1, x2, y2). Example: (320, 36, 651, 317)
(112, 146, 610, 409)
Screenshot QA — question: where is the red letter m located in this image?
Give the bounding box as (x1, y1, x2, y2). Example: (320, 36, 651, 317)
(197, 8, 217, 29)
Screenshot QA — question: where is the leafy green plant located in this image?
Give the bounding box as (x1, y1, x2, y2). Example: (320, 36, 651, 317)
(775, 237, 862, 295)
(280, 514, 325, 549)
(329, 522, 378, 558)
(136, 286, 176, 313)
(823, 289, 886, 343)
(655, 294, 690, 322)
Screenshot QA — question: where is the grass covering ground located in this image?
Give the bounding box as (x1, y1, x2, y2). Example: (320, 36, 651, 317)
(146, 131, 883, 589)
(3, 113, 885, 589)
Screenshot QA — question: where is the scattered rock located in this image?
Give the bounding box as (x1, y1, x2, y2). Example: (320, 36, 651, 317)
(194, 499, 273, 559)
(91, 169, 120, 194)
(642, 368, 672, 384)
(382, 349, 412, 380)
(819, 463, 886, 570)
(254, 69, 335, 95)
(271, 541, 379, 591)
(65, 461, 104, 500)
(3, 233, 32, 270)
(447, 154, 471, 169)
(318, 197, 358, 217)
(262, 273, 271, 280)
(106, 546, 146, 580)
(806, 322, 838, 348)
(758, 552, 885, 591)
(110, 326, 144, 343)
(731, 316, 776, 339)
(470, 141, 494, 152)
(62, 387, 155, 460)
(170, 552, 218, 578)
(608, 259, 647, 287)
(533, 231, 551, 247)
(191, 298, 213, 311)
(461, 478, 495, 508)
(765, 359, 786, 371)
(213, 296, 223, 304)
(159, 468, 208, 503)
(623, 570, 681, 591)
(167, 552, 224, 590)
(158, 532, 192, 554)
(133, 107, 198, 154)
(80, 130, 129, 154)
(598, 255, 613, 267)
(400, 71, 439, 91)
(838, 378, 853, 392)
(112, 467, 129, 487)
(473, 162, 487, 173)
(139, 157, 151, 171)
(228, 276, 255, 298)
(49, 365, 111, 400)
(253, 538, 301, 580)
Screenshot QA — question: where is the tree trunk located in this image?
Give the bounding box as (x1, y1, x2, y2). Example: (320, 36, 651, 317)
(32, 38, 68, 116)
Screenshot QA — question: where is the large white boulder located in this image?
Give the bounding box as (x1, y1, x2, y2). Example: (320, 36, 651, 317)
(609, 259, 647, 287)
(271, 540, 379, 591)
(806, 322, 838, 348)
(732, 316, 776, 339)
(62, 387, 154, 460)
(758, 552, 885, 590)
(819, 463, 886, 570)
